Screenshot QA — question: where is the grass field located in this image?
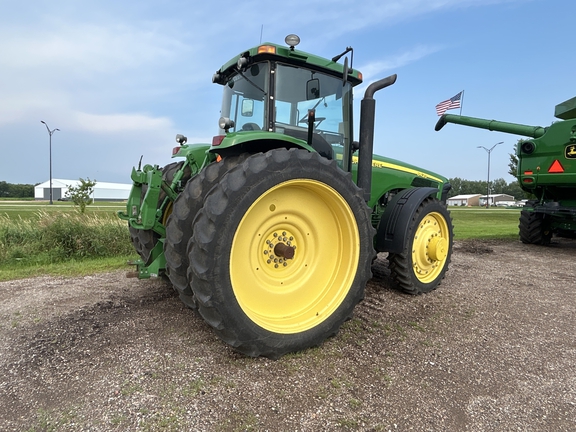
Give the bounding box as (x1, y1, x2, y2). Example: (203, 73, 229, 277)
(449, 206, 521, 240)
(0, 201, 522, 280)
(0, 200, 124, 220)
(0, 201, 135, 281)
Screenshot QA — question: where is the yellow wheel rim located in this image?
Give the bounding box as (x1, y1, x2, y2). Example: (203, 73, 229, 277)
(411, 211, 450, 284)
(230, 179, 360, 334)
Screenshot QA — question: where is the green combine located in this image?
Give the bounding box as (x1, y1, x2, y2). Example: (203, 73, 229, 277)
(436, 96, 576, 244)
(119, 35, 453, 358)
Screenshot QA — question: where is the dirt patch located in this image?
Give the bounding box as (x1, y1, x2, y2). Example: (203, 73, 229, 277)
(1, 239, 575, 431)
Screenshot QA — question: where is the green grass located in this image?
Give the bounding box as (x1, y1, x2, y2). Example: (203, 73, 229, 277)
(0, 255, 137, 282)
(0, 201, 137, 280)
(0, 200, 124, 220)
(449, 207, 521, 240)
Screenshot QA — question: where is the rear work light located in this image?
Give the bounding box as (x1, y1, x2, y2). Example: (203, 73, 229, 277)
(548, 160, 564, 173)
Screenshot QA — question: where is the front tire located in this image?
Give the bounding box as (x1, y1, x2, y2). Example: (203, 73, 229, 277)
(188, 149, 375, 358)
(389, 197, 453, 295)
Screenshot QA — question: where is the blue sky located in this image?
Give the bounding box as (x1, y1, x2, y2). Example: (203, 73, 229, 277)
(1, 0, 573, 186)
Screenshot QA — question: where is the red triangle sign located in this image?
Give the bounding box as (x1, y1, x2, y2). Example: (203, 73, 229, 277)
(548, 160, 564, 173)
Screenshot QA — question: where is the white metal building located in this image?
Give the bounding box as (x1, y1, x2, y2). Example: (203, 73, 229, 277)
(447, 194, 482, 206)
(34, 179, 132, 201)
(479, 194, 516, 207)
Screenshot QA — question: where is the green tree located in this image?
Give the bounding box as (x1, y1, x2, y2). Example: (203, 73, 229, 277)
(0, 181, 9, 197)
(508, 140, 522, 178)
(0, 181, 34, 198)
(65, 178, 96, 213)
(491, 178, 508, 194)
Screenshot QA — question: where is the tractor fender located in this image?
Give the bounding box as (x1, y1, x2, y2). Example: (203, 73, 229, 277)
(375, 187, 439, 253)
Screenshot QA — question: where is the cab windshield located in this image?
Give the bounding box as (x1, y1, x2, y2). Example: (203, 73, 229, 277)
(219, 61, 353, 155)
(274, 63, 353, 151)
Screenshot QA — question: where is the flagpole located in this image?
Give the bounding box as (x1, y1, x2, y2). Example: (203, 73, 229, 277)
(459, 90, 464, 115)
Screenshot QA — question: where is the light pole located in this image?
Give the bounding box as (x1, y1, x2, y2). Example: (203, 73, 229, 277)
(477, 141, 503, 208)
(40, 121, 60, 205)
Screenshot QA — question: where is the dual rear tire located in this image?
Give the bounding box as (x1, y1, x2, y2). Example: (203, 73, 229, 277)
(166, 149, 374, 358)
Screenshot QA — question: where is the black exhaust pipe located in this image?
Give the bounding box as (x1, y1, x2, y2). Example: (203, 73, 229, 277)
(357, 74, 397, 202)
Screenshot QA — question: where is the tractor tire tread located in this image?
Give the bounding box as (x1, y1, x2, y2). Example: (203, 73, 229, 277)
(188, 148, 375, 358)
(388, 196, 453, 295)
(164, 155, 248, 309)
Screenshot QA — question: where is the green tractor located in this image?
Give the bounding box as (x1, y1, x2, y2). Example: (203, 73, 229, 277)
(119, 35, 453, 358)
(435, 96, 576, 245)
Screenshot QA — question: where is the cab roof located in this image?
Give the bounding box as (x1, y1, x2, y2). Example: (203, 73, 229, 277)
(214, 42, 363, 87)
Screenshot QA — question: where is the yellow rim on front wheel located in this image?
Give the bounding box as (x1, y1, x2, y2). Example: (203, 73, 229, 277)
(411, 211, 450, 284)
(230, 179, 360, 334)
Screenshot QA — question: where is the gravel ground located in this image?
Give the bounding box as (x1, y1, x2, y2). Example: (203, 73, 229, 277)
(0, 238, 575, 431)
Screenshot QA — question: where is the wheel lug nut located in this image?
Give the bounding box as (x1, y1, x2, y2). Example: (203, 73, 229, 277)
(283, 262, 287, 267)
(282, 231, 286, 236)
(273, 233, 278, 237)
(274, 264, 278, 268)
(264, 250, 268, 255)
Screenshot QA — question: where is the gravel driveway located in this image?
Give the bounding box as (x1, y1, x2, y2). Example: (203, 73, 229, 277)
(0, 239, 575, 431)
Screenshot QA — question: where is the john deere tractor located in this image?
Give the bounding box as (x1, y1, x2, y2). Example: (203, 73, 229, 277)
(119, 35, 453, 358)
(435, 96, 576, 245)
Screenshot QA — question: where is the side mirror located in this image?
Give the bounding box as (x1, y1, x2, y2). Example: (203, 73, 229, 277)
(241, 99, 254, 117)
(342, 57, 349, 86)
(306, 78, 320, 100)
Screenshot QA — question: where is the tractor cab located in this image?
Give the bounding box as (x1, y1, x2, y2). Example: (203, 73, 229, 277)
(211, 35, 362, 169)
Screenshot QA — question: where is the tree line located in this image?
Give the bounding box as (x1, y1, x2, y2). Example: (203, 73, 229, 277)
(0, 181, 34, 198)
(447, 177, 528, 200)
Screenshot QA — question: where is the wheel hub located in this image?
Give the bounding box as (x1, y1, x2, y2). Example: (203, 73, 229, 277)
(412, 213, 449, 280)
(262, 230, 297, 269)
(428, 236, 447, 261)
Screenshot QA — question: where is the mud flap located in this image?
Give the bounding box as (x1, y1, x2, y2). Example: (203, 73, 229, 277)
(375, 187, 438, 254)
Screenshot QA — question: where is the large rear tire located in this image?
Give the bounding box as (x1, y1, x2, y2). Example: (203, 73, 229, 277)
(164, 155, 247, 309)
(188, 149, 375, 358)
(388, 197, 453, 295)
(519, 204, 552, 245)
(129, 161, 191, 262)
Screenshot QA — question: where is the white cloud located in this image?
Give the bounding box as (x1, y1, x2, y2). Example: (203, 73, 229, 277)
(73, 112, 174, 133)
(0, 19, 189, 73)
(359, 45, 445, 82)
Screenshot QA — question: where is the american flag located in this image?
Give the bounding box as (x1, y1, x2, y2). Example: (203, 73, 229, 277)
(436, 92, 462, 116)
